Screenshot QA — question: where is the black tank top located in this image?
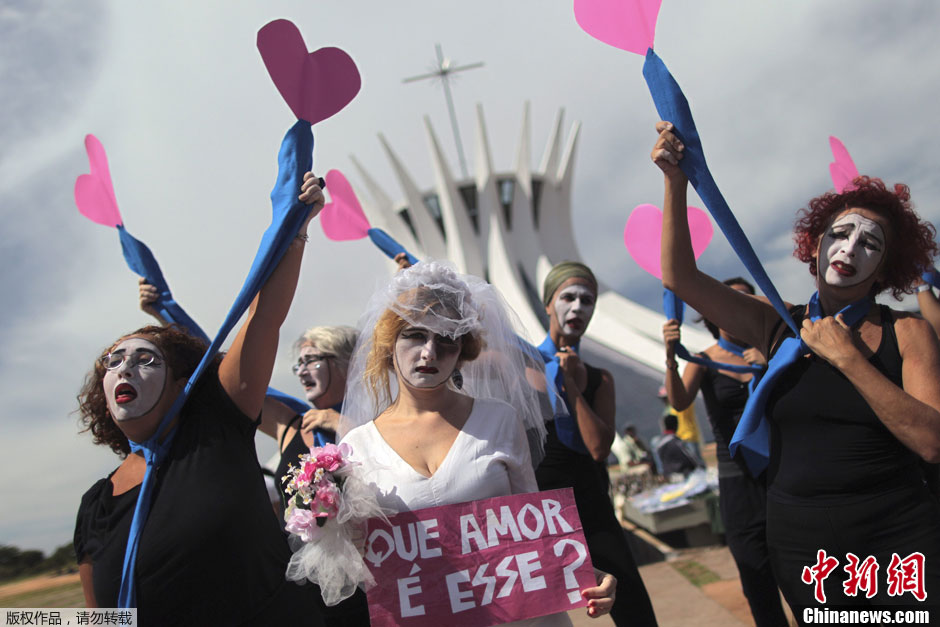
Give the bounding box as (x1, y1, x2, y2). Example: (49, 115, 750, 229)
(274, 414, 306, 515)
(540, 363, 604, 465)
(73, 375, 319, 625)
(766, 305, 923, 502)
(699, 367, 750, 478)
(272, 415, 373, 625)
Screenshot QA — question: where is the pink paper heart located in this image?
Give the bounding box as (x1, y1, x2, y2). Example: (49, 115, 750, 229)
(74, 134, 123, 228)
(828, 136, 859, 193)
(320, 169, 371, 241)
(257, 19, 361, 124)
(574, 0, 662, 55)
(623, 204, 712, 279)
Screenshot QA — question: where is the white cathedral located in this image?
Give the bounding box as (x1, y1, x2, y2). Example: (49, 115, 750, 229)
(349, 103, 713, 443)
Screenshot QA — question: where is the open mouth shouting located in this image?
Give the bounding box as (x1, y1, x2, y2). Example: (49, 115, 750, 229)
(295, 349, 332, 404)
(550, 281, 597, 338)
(102, 337, 168, 422)
(564, 317, 585, 332)
(115, 382, 138, 405)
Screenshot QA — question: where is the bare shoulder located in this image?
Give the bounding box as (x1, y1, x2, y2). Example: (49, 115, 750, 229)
(892, 310, 940, 353)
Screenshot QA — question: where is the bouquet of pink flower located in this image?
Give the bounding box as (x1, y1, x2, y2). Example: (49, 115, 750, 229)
(281, 442, 387, 605)
(282, 442, 350, 541)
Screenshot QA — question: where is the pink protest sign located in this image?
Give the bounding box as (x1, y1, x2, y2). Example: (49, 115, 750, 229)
(364, 488, 594, 627)
(624, 203, 713, 279)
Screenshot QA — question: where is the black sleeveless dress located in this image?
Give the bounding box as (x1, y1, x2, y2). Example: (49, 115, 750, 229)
(764, 305, 940, 614)
(74, 374, 321, 626)
(535, 364, 658, 626)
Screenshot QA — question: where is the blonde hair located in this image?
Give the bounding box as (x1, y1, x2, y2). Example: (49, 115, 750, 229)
(363, 298, 483, 409)
(295, 325, 359, 374)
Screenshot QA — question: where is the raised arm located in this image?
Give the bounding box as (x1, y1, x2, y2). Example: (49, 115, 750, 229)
(652, 121, 779, 351)
(662, 319, 705, 411)
(219, 173, 324, 418)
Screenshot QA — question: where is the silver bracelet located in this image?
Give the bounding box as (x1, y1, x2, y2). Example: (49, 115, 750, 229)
(917, 283, 932, 293)
(295, 232, 309, 242)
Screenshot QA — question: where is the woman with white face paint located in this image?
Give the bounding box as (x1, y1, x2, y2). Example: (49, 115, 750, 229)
(271, 326, 370, 626)
(334, 261, 617, 623)
(74, 173, 326, 625)
(533, 262, 657, 627)
(654, 121, 940, 616)
(273, 326, 357, 466)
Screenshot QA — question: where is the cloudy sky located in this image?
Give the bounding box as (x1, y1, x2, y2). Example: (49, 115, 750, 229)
(2, 1, 939, 552)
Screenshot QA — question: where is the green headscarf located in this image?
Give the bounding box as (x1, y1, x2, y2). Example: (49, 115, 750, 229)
(542, 261, 597, 307)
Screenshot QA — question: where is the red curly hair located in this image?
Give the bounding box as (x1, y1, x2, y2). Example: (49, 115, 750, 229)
(794, 176, 938, 299)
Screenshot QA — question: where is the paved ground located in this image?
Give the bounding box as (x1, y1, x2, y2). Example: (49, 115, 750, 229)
(567, 544, 797, 627)
(4, 554, 794, 626)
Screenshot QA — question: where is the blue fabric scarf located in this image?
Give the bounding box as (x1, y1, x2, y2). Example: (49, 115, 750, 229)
(715, 337, 763, 395)
(642, 49, 814, 473)
(664, 289, 765, 376)
(367, 228, 418, 265)
(922, 268, 940, 289)
(537, 335, 589, 455)
(117, 120, 314, 608)
(118, 226, 208, 343)
(117, 217, 311, 418)
(728, 292, 871, 475)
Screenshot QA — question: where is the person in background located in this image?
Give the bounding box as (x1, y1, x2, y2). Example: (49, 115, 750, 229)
(657, 385, 703, 463)
(611, 424, 655, 473)
(652, 414, 700, 478)
(662, 277, 788, 626)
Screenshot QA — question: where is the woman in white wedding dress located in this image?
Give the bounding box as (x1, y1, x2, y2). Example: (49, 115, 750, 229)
(339, 261, 616, 625)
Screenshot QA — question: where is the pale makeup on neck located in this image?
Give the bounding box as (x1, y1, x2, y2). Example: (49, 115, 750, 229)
(553, 284, 596, 337)
(394, 326, 461, 390)
(103, 338, 168, 423)
(297, 344, 331, 404)
(818, 212, 886, 288)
